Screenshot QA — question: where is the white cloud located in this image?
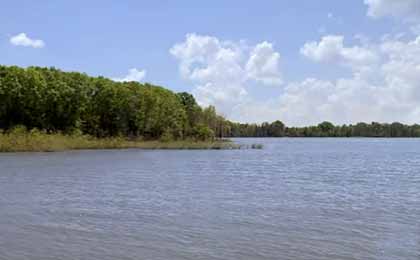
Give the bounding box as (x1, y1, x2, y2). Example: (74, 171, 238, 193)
(224, 77, 383, 125)
(258, 35, 420, 125)
(9, 33, 45, 48)
(112, 68, 146, 82)
(300, 35, 378, 69)
(171, 33, 420, 126)
(270, 78, 391, 126)
(274, 34, 420, 126)
(365, 0, 420, 38)
(245, 42, 282, 85)
(170, 34, 282, 118)
(364, 0, 420, 21)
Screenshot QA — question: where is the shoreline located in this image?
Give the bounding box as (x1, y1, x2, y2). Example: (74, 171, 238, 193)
(0, 130, 258, 152)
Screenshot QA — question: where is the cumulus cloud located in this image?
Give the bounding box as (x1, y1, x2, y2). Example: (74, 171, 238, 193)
(9, 33, 45, 48)
(225, 77, 385, 125)
(170, 34, 282, 116)
(246, 42, 283, 85)
(171, 33, 420, 125)
(112, 68, 146, 82)
(300, 35, 378, 69)
(364, 0, 420, 21)
(272, 35, 420, 126)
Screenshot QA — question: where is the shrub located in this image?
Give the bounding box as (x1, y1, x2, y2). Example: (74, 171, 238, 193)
(192, 124, 214, 141)
(160, 129, 174, 142)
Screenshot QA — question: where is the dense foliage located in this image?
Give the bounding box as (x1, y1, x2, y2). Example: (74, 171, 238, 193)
(1, 65, 420, 139)
(0, 66, 220, 140)
(228, 121, 420, 137)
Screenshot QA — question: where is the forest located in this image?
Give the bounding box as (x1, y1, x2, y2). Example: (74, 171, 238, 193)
(1, 65, 420, 139)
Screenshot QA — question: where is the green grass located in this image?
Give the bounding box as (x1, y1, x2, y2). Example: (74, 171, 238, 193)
(0, 128, 250, 152)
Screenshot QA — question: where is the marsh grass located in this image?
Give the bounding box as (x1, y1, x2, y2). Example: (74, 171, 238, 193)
(251, 143, 264, 149)
(0, 127, 249, 152)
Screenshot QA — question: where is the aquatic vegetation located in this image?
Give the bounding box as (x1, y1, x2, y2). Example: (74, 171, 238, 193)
(251, 144, 264, 149)
(0, 126, 248, 152)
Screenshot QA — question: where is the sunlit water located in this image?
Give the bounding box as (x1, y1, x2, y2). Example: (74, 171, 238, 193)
(0, 138, 419, 260)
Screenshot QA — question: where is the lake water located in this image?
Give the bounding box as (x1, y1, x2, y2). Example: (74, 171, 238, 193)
(0, 138, 419, 260)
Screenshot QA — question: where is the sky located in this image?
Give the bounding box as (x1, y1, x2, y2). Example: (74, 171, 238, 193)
(2, 0, 420, 126)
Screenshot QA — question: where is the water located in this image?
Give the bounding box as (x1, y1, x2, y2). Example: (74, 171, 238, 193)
(0, 138, 419, 260)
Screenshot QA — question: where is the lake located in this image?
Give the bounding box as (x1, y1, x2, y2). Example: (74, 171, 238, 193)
(0, 138, 419, 260)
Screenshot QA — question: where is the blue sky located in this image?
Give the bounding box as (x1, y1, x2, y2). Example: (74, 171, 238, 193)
(2, 0, 420, 125)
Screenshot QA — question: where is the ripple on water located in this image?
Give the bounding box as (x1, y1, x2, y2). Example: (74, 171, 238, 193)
(0, 138, 420, 259)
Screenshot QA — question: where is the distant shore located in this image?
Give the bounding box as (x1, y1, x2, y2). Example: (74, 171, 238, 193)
(0, 129, 262, 152)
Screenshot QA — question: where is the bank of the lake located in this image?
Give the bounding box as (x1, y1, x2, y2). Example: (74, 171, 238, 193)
(0, 129, 250, 152)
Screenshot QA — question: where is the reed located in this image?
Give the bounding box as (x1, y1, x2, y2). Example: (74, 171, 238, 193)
(0, 126, 246, 152)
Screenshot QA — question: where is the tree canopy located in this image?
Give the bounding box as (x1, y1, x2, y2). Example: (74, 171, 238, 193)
(1, 65, 420, 139)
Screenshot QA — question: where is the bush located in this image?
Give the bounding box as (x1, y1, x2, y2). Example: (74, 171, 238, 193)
(160, 129, 174, 142)
(9, 125, 28, 136)
(192, 124, 215, 141)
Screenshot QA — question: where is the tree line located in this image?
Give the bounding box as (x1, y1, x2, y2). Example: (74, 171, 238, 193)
(1, 65, 420, 139)
(0, 66, 218, 140)
(227, 121, 420, 137)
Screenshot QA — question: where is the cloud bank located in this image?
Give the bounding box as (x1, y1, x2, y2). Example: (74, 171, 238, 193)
(170, 32, 420, 126)
(168, 1, 420, 126)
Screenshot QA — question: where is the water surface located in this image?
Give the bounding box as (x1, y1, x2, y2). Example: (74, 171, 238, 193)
(1, 138, 419, 259)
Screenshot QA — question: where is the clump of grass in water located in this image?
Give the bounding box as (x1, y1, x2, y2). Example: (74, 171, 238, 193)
(251, 143, 264, 149)
(235, 143, 264, 149)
